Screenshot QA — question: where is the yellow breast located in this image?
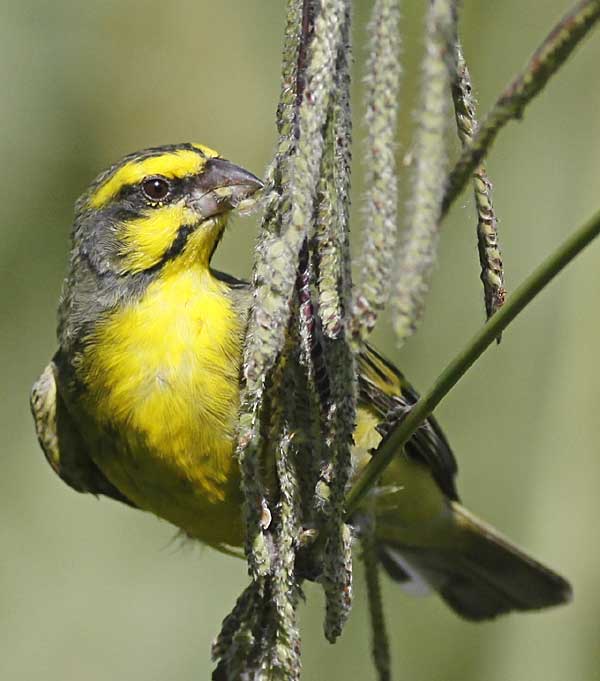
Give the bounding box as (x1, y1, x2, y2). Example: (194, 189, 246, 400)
(80, 260, 245, 546)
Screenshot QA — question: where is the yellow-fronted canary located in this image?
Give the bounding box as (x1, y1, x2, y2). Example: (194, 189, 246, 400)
(31, 143, 571, 620)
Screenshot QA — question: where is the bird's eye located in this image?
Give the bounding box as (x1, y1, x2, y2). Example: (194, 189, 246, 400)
(141, 176, 171, 201)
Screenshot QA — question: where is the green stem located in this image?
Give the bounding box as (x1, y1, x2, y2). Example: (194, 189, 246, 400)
(361, 516, 391, 681)
(442, 0, 600, 217)
(346, 206, 600, 515)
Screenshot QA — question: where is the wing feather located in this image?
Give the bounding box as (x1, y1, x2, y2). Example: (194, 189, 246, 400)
(30, 360, 136, 507)
(358, 345, 459, 500)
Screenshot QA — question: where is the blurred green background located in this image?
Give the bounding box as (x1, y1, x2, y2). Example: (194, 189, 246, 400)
(2, 1, 600, 679)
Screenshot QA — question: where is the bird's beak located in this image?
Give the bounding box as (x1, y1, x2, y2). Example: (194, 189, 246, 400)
(190, 158, 264, 219)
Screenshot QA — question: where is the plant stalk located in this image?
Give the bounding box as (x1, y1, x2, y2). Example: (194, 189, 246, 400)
(442, 0, 600, 217)
(346, 206, 600, 514)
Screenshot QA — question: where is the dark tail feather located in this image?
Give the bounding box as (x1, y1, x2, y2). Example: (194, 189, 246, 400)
(379, 504, 572, 621)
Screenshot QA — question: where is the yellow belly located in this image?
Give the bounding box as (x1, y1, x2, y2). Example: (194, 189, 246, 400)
(80, 262, 245, 547)
(77, 261, 450, 550)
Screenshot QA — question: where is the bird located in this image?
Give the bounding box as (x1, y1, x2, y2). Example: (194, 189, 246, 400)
(31, 142, 571, 621)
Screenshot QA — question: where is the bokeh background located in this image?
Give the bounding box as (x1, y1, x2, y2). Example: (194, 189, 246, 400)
(2, 2, 600, 680)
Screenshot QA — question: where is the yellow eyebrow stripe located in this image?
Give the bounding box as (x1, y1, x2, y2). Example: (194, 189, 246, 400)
(89, 147, 218, 208)
(192, 143, 219, 158)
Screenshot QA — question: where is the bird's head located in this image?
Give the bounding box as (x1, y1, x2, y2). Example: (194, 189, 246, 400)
(74, 143, 263, 276)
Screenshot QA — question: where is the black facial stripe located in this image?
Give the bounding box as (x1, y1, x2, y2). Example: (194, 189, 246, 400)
(141, 223, 197, 275)
(110, 175, 187, 207)
(112, 206, 142, 223)
(164, 224, 196, 260)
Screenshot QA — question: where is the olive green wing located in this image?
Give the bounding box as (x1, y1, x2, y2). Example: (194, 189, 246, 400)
(30, 361, 135, 507)
(357, 344, 459, 501)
